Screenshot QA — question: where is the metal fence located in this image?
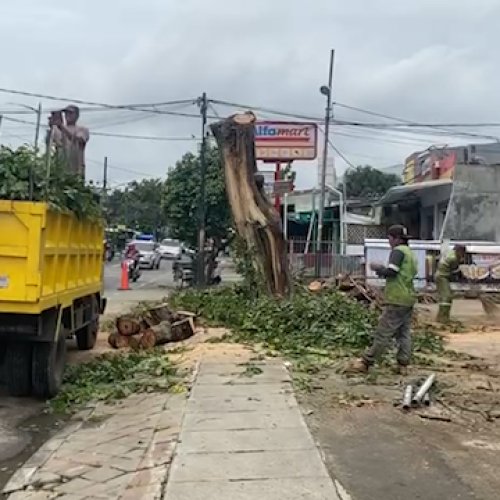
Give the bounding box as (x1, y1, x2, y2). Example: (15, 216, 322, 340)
(288, 239, 364, 278)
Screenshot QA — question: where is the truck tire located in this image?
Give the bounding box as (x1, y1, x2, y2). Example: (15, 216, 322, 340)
(5, 343, 32, 397)
(32, 334, 67, 399)
(75, 319, 98, 351)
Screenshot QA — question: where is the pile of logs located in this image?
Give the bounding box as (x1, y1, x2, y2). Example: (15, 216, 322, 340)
(308, 274, 384, 309)
(108, 303, 196, 350)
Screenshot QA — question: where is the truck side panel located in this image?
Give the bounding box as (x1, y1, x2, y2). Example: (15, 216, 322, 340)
(0, 201, 104, 314)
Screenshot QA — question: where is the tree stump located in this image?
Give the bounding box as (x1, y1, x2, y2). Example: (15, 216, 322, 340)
(211, 113, 290, 297)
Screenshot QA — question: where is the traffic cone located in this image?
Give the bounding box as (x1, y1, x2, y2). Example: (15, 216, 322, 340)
(119, 260, 130, 291)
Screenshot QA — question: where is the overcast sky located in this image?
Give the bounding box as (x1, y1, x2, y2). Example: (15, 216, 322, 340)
(1, 0, 499, 189)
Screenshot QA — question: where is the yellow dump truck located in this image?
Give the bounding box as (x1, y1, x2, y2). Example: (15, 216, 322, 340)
(0, 201, 105, 397)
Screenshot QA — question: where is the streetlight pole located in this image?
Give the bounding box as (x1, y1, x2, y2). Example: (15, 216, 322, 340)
(316, 49, 335, 276)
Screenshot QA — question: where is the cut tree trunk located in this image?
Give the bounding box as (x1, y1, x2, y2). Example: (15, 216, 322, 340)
(116, 316, 141, 336)
(108, 332, 132, 349)
(141, 303, 175, 328)
(211, 113, 290, 297)
(139, 318, 195, 349)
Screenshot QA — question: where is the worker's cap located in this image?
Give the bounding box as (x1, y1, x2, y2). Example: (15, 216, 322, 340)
(62, 105, 80, 115)
(388, 224, 411, 240)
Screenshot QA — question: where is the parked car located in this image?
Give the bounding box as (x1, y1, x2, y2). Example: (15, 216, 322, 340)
(158, 238, 182, 260)
(131, 240, 162, 269)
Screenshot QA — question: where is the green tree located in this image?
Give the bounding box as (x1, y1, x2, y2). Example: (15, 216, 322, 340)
(163, 146, 231, 252)
(106, 178, 165, 236)
(341, 165, 400, 199)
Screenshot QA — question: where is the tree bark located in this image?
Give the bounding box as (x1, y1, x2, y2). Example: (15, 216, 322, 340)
(211, 113, 290, 297)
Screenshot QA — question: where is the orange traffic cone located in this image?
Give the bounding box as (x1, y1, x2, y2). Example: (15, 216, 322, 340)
(119, 260, 130, 290)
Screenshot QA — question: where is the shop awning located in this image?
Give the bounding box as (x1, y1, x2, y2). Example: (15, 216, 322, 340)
(377, 179, 453, 206)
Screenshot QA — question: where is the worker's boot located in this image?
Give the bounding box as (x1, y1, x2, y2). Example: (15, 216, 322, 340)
(344, 358, 369, 374)
(393, 364, 409, 376)
(436, 304, 451, 324)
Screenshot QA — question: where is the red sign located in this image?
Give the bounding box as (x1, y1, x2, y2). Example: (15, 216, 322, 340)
(255, 121, 318, 161)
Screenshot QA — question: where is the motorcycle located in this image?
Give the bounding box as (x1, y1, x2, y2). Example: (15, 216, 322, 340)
(125, 258, 141, 282)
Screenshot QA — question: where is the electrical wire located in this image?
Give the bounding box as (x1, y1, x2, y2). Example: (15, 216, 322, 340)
(0, 87, 200, 117)
(1, 116, 200, 141)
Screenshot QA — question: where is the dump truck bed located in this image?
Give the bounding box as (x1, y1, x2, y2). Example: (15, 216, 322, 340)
(0, 200, 104, 314)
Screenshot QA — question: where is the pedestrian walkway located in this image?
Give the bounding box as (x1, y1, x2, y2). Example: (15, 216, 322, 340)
(3, 346, 342, 499)
(164, 358, 340, 500)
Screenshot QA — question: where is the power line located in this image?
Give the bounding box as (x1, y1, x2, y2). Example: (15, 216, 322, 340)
(0, 87, 200, 117)
(334, 101, 499, 142)
(2, 116, 200, 141)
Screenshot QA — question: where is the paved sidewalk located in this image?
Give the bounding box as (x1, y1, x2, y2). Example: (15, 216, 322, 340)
(3, 393, 186, 499)
(3, 347, 343, 499)
(164, 359, 340, 500)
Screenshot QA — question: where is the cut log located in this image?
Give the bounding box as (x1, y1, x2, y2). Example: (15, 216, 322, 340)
(171, 318, 195, 342)
(116, 315, 141, 336)
(139, 329, 158, 350)
(108, 332, 131, 349)
(139, 318, 196, 349)
(145, 303, 175, 325)
(211, 113, 290, 297)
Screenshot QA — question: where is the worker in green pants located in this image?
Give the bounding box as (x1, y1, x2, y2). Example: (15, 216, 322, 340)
(435, 245, 466, 323)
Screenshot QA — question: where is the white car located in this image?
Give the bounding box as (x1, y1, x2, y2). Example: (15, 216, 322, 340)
(133, 241, 162, 270)
(158, 239, 182, 260)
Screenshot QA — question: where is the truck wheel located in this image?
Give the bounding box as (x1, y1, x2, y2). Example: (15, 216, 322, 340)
(32, 334, 67, 399)
(75, 319, 98, 351)
(5, 343, 32, 397)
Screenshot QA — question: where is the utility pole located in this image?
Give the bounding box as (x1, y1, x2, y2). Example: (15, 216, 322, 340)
(34, 102, 42, 154)
(316, 49, 335, 276)
(196, 92, 208, 286)
(103, 156, 108, 193)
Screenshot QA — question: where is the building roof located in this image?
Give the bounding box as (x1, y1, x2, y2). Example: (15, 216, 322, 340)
(377, 179, 453, 205)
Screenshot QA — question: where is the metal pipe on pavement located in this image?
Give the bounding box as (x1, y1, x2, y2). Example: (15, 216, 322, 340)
(402, 384, 413, 410)
(412, 373, 436, 405)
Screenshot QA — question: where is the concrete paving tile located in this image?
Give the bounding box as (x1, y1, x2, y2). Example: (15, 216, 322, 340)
(164, 478, 339, 500)
(186, 393, 298, 413)
(189, 383, 291, 399)
(181, 409, 306, 431)
(83, 466, 124, 483)
(58, 463, 94, 479)
(120, 484, 162, 500)
(109, 456, 143, 473)
(198, 362, 286, 376)
(54, 477, 94, 495)
(8, 492, 58, 500)
(168, 450, 330, 482)
(129, 465, 168, 487)
(195, 374, 291, 385)
(177, 428, 315, 454)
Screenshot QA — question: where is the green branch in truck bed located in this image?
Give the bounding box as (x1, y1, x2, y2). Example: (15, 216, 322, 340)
(0, 146, 102, 219)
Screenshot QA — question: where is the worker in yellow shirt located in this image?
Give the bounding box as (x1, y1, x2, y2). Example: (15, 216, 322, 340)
(435, 245, 466, 323)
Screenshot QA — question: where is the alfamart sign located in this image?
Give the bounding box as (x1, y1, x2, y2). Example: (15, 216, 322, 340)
(255, 121, 318, 161)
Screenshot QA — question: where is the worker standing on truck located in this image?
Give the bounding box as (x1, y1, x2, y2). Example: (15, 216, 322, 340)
(47, 105, 89, 178)
(347, 225, 418, 375)
(435, 244, 466, 323)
